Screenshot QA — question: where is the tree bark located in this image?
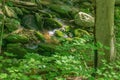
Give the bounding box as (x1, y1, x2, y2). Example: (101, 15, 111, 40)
(95, 0, 115, 62)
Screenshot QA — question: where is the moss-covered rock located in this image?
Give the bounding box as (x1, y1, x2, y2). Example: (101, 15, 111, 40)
(55, 30, 64, 37)
(12, 7, 23, 16)
(6, 43, 27, 58)
(74, 12, 94, 27)
(74, 29, 89, 37)
(64, 26, 71, 32)
(5, 18, 20, 32)
(5, 34, 29, 43)
(22, 15, 39, 30)
(34, 31, 45, 42)
(49, 4, 71, 15)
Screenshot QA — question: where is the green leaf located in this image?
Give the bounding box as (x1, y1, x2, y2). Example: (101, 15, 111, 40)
(0, 73, 7, 79)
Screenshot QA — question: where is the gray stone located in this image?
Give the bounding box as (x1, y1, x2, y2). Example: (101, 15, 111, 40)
(74, 12, 94, 27)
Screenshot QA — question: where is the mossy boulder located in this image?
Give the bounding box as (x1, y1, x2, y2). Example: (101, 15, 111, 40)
(12, 7, 23, 16)
(6, 43, 27, 58)
(22, 15, 39, 30)
(74, 29, 89, 37)
(34, 31, 45, 42)
(55, 30, 64, 37)
(64, 26, 71, 32)
(74, 12, 94, 27)
(5, 34, 29, 43)
(5, 18, 20, 32)
(49, 4, 72, 16)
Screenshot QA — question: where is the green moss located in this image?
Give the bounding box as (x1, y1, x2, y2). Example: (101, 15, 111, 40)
(74, 29, 89, 37)
(44, 18, 63, 29)
(49, 4, 71, 15)
(74, 12, 94, 27)
(37, 43, 57, 56)
(65, 38, 73, 41)
(12, 7, 23, 16)
(22, 15, 39, 30)
(6, 34, 29, 43)
(64, 26, 71, 32)
(5, 18, 20, 32)
(55, 30, 64, 37)
(34, 31, 45, 42)
(6, 43, 27, 58)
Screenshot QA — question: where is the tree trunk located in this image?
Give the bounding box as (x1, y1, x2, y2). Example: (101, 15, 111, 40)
(95, 0, 115, 62)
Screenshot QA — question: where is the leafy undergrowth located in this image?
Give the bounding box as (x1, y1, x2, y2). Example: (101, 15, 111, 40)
(0, 37, 94, 80)
(0, 1, 120, 80)
(0, 37, 120, 80)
